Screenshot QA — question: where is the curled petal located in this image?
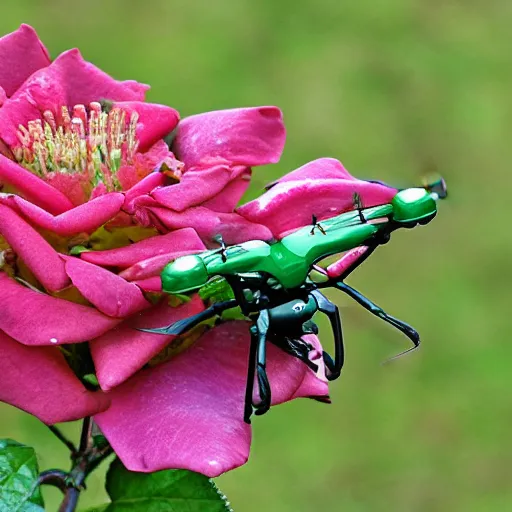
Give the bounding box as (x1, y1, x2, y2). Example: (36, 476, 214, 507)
(0, 273, 120, 346)
(0, 155, 74, 214)
(265, 158, 354, 189)
(115, 101, 179, 152)
(123, 172, 166, 212)
(237, 178, 397, 237)
(0, 48, 148, 147)
(91, 295, 205, 390)
(0, 330, 110, 424)
(140, 206, 273, 246)
(0, 204, 69, 291)
(81, 228, 205, 268)
(133, 276, 161, 292)
(201, 168, 252, 213)
(326, 246, 369, 279)
(0, 24, 50, 97)
(173, 107, 286, 168)
(63, 256, 150, 318)
(95, 321, 329, 477)
(3, 192, 124, 236)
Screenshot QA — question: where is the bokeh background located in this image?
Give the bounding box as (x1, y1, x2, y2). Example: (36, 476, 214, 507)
(0, 1, 510, 510)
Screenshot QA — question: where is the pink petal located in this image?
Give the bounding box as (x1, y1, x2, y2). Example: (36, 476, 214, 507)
(326, 246, 369, 279)
(201, 168, 251, 212)
(150, 165, 233, 212)
(123, 172, 166, 212)
(139, 206, 273, 246)
(0, 155, 74, 214)
(265, 157, 354, 189)
(91, 295, 204, 391)
(119, 250, 203, 281)
(237, 178, 397, 237)
(0, 48, 148, 147)
(3, 192, 124, 236)
(80, 228, 205, 268)
(0, 273, 120, 346)
(133, 276, 161, 292)
(0, 86, 6, 106)
(0, 204, 69, 291)
(0, 330, 109, 424)
(115, 101, 179, 152)
(0, 24, 50, 97)
(95, 321, 328, 477)
(63, 256, 150, 318)
(173, 107, 286, 168)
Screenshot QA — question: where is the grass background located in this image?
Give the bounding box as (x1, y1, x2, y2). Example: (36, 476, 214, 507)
(0, 1, 511, 510)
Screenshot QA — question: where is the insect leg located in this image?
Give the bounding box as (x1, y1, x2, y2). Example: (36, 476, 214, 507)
(243, 325, 259, 423)
(137, 299, 238, 335)
(333, 281, 420, 356)
(253, 310, 272, 417)
(311, 290, 344, 380)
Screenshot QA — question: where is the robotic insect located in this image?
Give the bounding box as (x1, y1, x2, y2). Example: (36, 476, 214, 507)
(140, 179, 447, 423)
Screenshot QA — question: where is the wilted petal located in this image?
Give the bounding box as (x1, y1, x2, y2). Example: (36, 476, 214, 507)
(265, 158, 353, 189)
(91, 296, 204, 390)
(115, 101, 179, 152)
(81, 228, 205, 268)
(0, 330, 109, 424)
(173, 107, 286, 168)
(3, 192, 124, 236)
(63, 256, 150, 318)
(0, 274, 120, 345)
(95, 321, 329, 477)
(237, 178, 397, 237)
(0, 155, 74, 214)
(0, 48, 148, 147)
(0, 24, 50, 97)
(0, 204, 69, 291)
(141, 206, 273, 246)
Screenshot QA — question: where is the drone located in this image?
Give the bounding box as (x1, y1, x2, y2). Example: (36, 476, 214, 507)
(140, 179, 447, 423)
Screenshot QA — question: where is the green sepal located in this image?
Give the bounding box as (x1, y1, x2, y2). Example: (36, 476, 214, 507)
(69, 245, 91, 255)
(0, 439, 44, 511)
(90, 457, 232, 511)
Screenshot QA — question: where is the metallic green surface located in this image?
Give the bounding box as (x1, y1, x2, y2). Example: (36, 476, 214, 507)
(159, 196, 432, 293)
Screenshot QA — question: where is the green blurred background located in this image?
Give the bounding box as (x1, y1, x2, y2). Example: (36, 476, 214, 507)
(1, 0, 511, 510)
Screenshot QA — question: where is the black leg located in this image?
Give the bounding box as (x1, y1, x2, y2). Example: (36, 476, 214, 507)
(137, 299, 238, 335)
(311, 290, 344, 380)
(332, 281, 420, 357)
(253, 310, 271, 417)
(244, 325, 259, 423)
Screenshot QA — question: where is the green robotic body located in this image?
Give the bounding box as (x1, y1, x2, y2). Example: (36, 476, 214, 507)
(160, 188, 438, 294)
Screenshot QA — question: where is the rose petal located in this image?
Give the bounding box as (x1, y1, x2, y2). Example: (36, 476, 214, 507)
(133, 276, 161, 292)
(80, 228, 205, 268)
(326, 246, 369, 279)
(173, 107, 286, 168)
(91, 295, 204, 390)
(95, 321, 328, 476)
(237, 178, 397, 237)
(0, 48, 148, 147)
(63, 256, 150, 318)
(0, 273, 120, 345)
(0, 24, 50, 97)
(114, 101, 179, 152)
(119, 250, 203, 281)
(265, 158, 354, 189)
(0, 155, 74, 214)
(140, 206, 273, 246)
(151, 165, 234, 212)
(0, 330, 109, 424)
(201, 168, 251, 212)
(123, 171, 166, 212)
(3, 192, 124, 236)
(0, 204, 69, 291)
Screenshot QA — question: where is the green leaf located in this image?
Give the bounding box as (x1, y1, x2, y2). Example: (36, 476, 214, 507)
(95, 457, 232, 511)
(0, 439, 44, 512)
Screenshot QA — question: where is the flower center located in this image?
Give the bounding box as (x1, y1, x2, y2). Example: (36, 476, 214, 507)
(14, 102, 139, 191)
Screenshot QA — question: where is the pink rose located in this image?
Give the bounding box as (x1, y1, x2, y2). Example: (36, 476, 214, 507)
(0, 25, 396, 477)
